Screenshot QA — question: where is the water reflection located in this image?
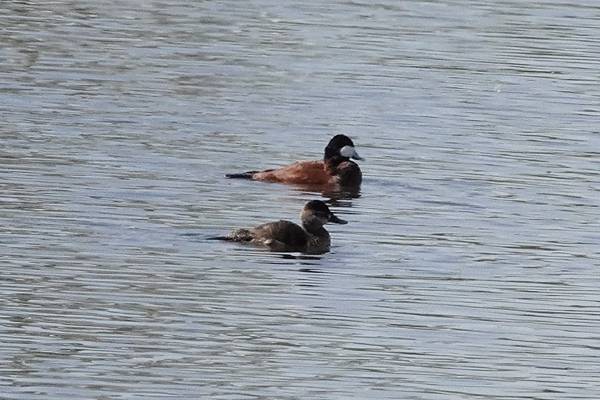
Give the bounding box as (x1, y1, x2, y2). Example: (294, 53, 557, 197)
(292, 183, 362, 201)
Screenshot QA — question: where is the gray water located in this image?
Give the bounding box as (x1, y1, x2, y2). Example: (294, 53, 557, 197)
(2, 1, 600, 399)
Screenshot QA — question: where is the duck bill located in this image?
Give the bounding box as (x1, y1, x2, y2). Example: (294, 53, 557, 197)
(329, 213, 348, 224)
(351, 151, 363, 161)
(340, 145, 363, 161)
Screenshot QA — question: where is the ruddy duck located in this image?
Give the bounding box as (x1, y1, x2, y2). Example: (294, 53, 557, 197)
(218, 200, 347, 253)
(226, 134, 363, 187)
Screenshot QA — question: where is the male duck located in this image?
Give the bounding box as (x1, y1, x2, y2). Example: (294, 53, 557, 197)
(226, 134, 363, 187)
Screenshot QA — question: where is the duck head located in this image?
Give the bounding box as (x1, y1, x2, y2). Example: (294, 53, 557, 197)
(300, 200, 347, 232)
(324, 134, 363, 161)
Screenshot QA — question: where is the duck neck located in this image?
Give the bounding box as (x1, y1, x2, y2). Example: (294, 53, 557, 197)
(324, 155, 350, 173)
(302, 219, 328, 237)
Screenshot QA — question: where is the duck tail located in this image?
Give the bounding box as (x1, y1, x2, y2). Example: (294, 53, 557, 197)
(225, 171, 258, 179)
(209, 229, 254, 242)
(207, 235, 232, 241)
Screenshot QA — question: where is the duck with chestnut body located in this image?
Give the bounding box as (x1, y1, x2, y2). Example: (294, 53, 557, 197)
(226, 134, 363, 187)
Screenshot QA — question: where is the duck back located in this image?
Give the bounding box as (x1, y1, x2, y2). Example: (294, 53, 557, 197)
(252, 161, 329, 184)
(252, 220, 308, 250)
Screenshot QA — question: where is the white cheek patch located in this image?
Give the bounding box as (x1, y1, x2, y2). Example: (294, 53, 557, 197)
(339, 145, 356, 158)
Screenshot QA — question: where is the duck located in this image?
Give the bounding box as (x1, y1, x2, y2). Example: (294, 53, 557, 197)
(226, 134, 363, 187)
(218, 200, 347, 253)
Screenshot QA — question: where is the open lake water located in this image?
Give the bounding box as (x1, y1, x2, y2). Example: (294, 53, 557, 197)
(1, 0, 600, 398)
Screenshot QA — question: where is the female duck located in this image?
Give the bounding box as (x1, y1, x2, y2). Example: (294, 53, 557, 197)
(226, 134, 363, 187)
(219, 200, 347, 253)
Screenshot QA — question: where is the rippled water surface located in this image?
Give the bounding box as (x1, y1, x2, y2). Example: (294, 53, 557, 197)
(2, 1, 600, 398)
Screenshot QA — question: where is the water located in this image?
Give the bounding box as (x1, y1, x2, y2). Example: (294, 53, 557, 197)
(2, 0, 600, 398)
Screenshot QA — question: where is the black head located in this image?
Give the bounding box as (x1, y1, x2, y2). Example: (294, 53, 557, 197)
(323, 134, 362, 161)
(302, 200, 347, 225)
